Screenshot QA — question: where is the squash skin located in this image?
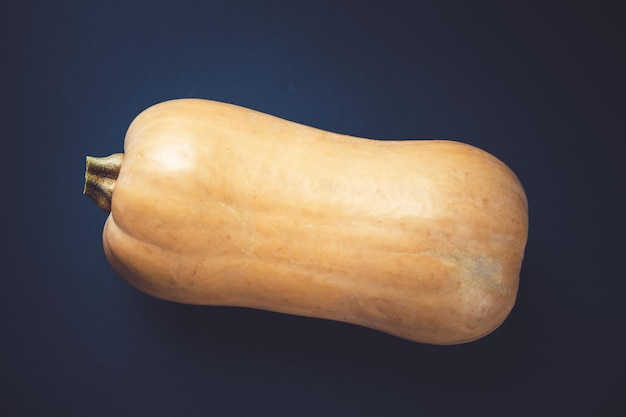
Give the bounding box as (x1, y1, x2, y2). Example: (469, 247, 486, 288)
(102, 98, 528, 345)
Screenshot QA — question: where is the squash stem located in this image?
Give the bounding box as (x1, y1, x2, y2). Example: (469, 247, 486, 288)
(84, 153, 124, 212)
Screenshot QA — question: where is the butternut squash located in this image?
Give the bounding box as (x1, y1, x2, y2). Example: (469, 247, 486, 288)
(84, 98, 528, 345)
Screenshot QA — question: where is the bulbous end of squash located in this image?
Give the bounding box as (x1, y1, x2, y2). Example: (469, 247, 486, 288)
(84, 153, 124, 212)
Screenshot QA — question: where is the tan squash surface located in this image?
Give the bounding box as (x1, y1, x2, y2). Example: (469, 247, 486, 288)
(85, 98, 528, 345)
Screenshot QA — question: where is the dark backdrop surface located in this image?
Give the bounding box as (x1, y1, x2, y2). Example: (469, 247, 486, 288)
(3, 1, 624, 416)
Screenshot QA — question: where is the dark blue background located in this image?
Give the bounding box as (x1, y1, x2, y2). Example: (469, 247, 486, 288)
(3, 0, 624, 415)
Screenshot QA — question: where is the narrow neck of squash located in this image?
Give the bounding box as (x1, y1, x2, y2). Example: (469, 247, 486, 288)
(84, 153, 124, 212)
